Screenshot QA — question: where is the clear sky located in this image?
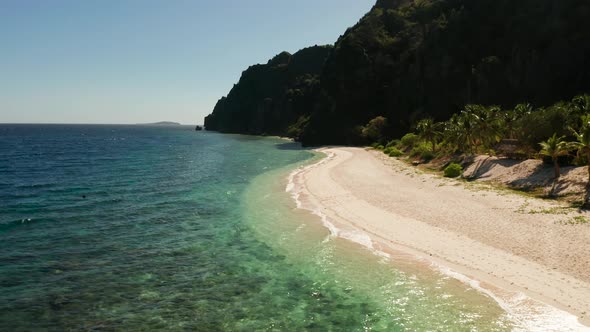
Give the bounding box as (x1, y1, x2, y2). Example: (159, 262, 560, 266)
(0, 0, 374, 125)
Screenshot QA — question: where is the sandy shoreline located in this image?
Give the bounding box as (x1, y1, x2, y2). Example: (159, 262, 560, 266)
(288, 147, 590, 330)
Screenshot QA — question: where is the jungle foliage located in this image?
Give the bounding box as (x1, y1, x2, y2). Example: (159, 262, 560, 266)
(205, 0, 590, 146)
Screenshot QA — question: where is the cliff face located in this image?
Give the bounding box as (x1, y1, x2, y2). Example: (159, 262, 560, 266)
(205, 0, 590, 145)
(298, 0, 590, 145)
(203, 46, 332, 136)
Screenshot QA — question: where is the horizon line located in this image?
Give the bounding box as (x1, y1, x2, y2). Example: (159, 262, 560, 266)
(0, 122, 201, 126)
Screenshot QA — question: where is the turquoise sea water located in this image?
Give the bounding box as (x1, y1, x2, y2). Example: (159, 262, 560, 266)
(0, 125, 511, 331)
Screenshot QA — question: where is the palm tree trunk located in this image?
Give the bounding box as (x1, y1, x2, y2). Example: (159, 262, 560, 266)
(553, 158, 560, 179)
(584, 183, 590, 210)
(584, 152, 590, 209)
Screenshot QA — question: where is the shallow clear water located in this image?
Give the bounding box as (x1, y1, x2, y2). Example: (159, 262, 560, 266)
(0, 124, 510, 331)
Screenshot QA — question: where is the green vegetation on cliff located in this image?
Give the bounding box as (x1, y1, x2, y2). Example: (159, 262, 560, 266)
(204, 46, 332, 136)
(205, 0, 590, 146)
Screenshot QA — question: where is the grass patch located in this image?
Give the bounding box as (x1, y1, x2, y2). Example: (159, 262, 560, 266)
(558, 215, 590, 225)
(526, 207, 571, 215)
(515, 202, 531, 214)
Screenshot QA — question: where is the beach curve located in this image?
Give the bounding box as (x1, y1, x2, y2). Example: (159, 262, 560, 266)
(287, 146, 590, 330)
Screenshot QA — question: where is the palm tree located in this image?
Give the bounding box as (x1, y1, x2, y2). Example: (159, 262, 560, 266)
(457, 105, 503, 153)
(539, 134, 570, 179)
(572, 94, 590, 116)
(570, 121, 590, 208)
(474, 105, 503, 150)
(571, 123, 590, 182)
(503, 103, 532, 139)
(416, 118, 442, 152)
(568, 95, 590, 133)
(441, 114, 465, 153)
(458, 107, 479, 153)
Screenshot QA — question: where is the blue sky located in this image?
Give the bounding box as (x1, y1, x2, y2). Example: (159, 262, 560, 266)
(0, 0, 374, 124)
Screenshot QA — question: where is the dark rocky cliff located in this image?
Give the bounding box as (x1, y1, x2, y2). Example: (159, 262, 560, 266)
(205, 0, 590, 145)
(204, 46, 332, 136)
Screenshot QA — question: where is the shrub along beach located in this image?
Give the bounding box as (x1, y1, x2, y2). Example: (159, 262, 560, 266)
(365, 94, 590, 208)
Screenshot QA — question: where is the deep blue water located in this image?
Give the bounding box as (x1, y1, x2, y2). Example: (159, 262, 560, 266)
(0, 124, 511, 331)
(0, 125, 322, 330)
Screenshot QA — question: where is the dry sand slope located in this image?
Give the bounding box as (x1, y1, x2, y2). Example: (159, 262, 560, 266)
(290, 147, 590, 329)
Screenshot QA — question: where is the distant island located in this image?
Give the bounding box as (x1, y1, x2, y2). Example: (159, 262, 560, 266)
(140, 121, 181, 126)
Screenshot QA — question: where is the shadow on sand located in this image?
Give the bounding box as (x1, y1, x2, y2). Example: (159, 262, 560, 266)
(465, 156, 588, 202)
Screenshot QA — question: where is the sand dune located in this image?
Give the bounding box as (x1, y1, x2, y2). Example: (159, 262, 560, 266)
(290, 147, 590, 328)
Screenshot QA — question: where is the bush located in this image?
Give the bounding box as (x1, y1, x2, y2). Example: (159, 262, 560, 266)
(515, 105, 570, 150)
(420, 150, 434, 161)
(574, 153, 589, 166)
(400, 133, 419, 148)
(383, 145, 404, 157)
(370, 142, 384, 149)
(286, 115, 310, 138)
(386, 139, 401, 148)
(410, 141, 433, 159)
(362, 116, 388, 144)
(444, 163, 463, 178)
(388, 147, 403, 157)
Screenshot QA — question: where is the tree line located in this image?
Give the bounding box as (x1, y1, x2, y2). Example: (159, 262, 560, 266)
(364, 94, 590, 183)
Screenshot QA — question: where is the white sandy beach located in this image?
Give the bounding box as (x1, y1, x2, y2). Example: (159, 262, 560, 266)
(289, 147, 590, 329)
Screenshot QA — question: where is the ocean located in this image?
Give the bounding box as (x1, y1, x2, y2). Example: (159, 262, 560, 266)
(0, 124, 513, 331)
